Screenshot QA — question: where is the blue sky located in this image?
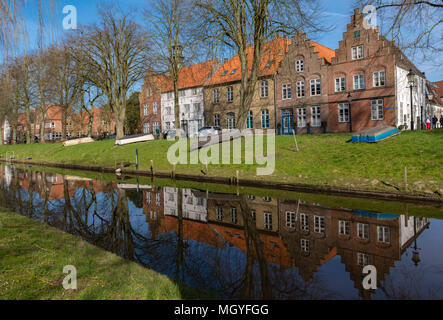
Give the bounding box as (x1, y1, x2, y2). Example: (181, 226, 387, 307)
(21, 0, 442, 82)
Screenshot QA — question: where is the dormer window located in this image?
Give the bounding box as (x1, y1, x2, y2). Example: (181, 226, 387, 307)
(296, 59, 304, 72)
(230, 68, 238, 75)
(221, 70, 228, 76)
(352, 45, 364, 60)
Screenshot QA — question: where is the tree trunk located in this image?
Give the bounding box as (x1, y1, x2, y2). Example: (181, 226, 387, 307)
(40, 109, 46, 144)
(25, 106, 32, 144)
(115, 109, 126, 140)
(61, 108, 67, 141)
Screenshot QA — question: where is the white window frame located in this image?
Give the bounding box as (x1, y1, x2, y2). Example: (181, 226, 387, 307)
(216, 205, 223, 221)
(143, 104, 148, 116)
(373, 70, 386, 87)
(213, 88, 220, 103)
(143, 122, 150, 134)
(227, 113, 235, 129)
(353, 74, 365, 90)
(297, 108, 307, 128)
(227, 86, 234, 102)
(301, 239, 309, 252)
(335, 77, 346, 92)
(314, 215, 325, 233)
(357, 252, 369, 266)
(247, 110, 254, 129)
(352, 45, 364, 60)
(296, 81, 305, 98)
(286, 211, 296, 228)
(371, 99, 384, 120)
(296, 59, 304, 72)
(339, 220, 350, 236)
(377, 226, 390, 243)
(300, 213, 309, 231)
(230, 207, 237, 224)
(338, 103, 350, 123)
(311, 106, 321, 127)
(310, 78, 321, 96)
(282, 83, 292, 100)
(214, 114, 220, 127)
(153, 102, 158, 115)
(261, 80, 269, 98)
(357, 223, 369, 240)
(264, 212, 272, 230)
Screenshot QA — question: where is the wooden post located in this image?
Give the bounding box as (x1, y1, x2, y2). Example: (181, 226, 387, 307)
(172, 164, 176, 179)
(404, 167, 407, 192)
(205, 163, 209, 175)
(136, 149, 139, 170)
(292, 129, 299, 152)
(150, 160, 154, 176)
(236, 170, 239, 195)
(404, 202, 408, 227)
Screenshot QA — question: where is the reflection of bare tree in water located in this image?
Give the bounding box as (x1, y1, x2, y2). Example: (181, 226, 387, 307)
(378, 263, 442, 299)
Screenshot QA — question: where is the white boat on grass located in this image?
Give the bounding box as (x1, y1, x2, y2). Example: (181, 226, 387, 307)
(114, 133, 155, 146)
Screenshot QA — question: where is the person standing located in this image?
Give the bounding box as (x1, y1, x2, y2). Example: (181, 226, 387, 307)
(432, 115, 438, 129)
(425, 116, 431, 130)
(440, 115, 443, 128)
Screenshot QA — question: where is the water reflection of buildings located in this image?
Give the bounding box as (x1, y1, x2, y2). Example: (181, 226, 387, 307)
(141, 187, 430, 299)
(0, 167, 432, 299)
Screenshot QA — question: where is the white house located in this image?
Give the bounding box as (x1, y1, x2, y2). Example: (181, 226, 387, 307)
(395, 65, 427, 129)
(161, 60, 219, 138)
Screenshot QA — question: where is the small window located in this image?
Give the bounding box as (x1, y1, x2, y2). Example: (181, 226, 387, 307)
(310, 78, 321, 96)
(357, 252, 369, 266)
(311, 106, 321, 127)
(335, 77, 346, 92)
(354, 30, 360, 39)
(296, 59, 304, 72)
(286, 211, 296, 228)
(227, 113, 235, 129)
(247, 110, 253, 129)
(338, 103, 350, 122)
(261, 80, 269, 98)
(216, 205, 223, 221)
(357, 223, 369, 240)
(297, 108, 307, 128)
(230, 207, 237, 224)
(314, 215, 325, 233)
(264, 212, 273, 230)
(300, 213, 309, 231)
(371, 99, 384, 120)
(339, 220, 350, 236)
(214, 114, 220, 127)
(213, 88, 220, 103)
(153, 102, 158, 114)
(261, 109, 269, 129)
(282, 83, 292, 100)
(353, 74, 365, 90)
(296, 81, 305, 98)
(301, 239, 309, 253)
(373, 70, 386, 87)
(352, 45, 364, 60)
(230, 68, 237, 75)
(221, 70, 228, 76)
(227, 86, 234, 102)
(377, 226, 390, 243)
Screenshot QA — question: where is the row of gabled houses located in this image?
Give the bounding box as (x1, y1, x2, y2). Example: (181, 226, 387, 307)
(2, 104, 115, 144)
(140, 8, 443, 137)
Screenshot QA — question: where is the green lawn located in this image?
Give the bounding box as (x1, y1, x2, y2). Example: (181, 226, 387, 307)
(0, 209, 213, 300)
(0, 130, 442, 194)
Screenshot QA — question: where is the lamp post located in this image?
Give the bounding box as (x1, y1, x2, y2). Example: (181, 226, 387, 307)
(407, 69, 415, 130)
(347, 92, 353, 133)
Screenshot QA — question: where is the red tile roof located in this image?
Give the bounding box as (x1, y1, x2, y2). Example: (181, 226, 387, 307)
(162, 59, 219, 92)
(433, 80, 443, 98)
(207, 37, 290, 86)
(310, 40, 335, 64)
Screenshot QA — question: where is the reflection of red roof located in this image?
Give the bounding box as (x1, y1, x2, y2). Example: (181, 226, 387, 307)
(208, 37, 290, 86)
(160, 216, 225, 249)
(163, 60, 219, 92)
(210, 224, 294, 268)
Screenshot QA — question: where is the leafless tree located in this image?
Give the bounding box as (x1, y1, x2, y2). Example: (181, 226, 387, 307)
(144, 0, 200, 131)
(71, 6, 152, 139)
(354, 1, 443, 65)
(195, 0, 327, 129)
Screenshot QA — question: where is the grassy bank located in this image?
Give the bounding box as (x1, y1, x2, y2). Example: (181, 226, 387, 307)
(0, 209, 212, 299)
(0, 130, 442, 195)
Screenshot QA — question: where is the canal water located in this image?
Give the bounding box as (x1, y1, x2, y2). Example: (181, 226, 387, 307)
(0, 165, 442, 300)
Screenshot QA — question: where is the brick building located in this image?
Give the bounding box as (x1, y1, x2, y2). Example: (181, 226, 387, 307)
(327, 9, 426, 133)
(139, 73, 169, 135)
(276, 32, 335, 134)
(204, 37, 290, 131)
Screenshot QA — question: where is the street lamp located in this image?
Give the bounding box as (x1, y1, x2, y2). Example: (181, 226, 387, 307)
(347, 92, 353, 133)
(407, 69, 415, 130)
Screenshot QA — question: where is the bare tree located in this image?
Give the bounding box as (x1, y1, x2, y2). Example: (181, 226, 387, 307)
(145, 0, 199, 132)
(354, 1, 443, 64)
(195, 0, 327, 129)
(71, 6, 151, 140)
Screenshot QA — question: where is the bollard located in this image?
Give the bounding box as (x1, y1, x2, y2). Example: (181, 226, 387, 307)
(136, 149, 139, 170)
(172, 164, 176, 179)
(403, 167, 407, 192)
(150, 160, 154, 176)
